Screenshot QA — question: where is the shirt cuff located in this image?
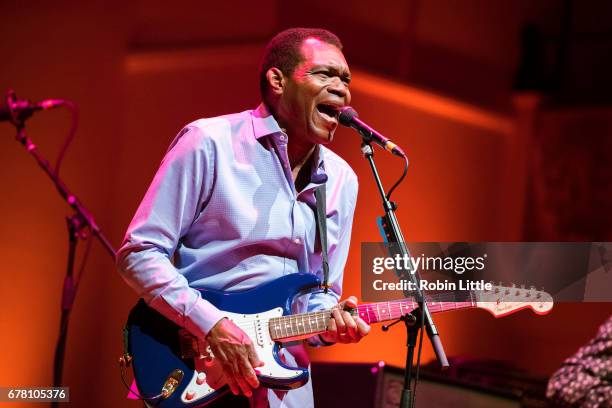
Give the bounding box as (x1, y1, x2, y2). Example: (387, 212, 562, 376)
(149, 294, 227, 339)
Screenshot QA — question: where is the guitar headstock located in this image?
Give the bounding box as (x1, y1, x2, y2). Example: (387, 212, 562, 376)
(475, 283, 554, 317)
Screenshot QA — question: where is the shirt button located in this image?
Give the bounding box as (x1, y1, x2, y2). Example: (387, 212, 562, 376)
(293, 238, 301, 245)
(279, 135, 286, 141)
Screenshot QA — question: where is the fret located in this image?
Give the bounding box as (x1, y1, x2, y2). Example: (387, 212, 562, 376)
(292, 314, 300, 336)
(390, 302, 397, 320)
(358, 306, 370, 324)
(280, 316, 289, 337)
(323, 310, 330, 330)
(304, 313, 312, 334)
(289, 315, 295, 336)
(294, 315, 300, 335)
(317, 311, 326, 332)
(286, 316, 293, 337)
(314, 312, 320, 332)
(394, 302, 399, 317)
(370, 304, 377, 323)
(279, 317, 286, 339)
(271, 317, 277, 339)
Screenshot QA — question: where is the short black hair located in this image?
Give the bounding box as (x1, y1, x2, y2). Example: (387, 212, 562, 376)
(259, 27, 343, 102)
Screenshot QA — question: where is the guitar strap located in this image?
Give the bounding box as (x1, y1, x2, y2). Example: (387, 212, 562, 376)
(314, 185, 330, 293)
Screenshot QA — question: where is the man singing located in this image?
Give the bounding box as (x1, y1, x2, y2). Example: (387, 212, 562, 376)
(117, 27, 369, 407)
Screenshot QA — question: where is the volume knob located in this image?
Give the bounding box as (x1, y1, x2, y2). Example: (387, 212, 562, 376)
(196, 372, 206, 385)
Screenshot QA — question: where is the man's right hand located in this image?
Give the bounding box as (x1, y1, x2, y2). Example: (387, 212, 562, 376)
(205, 317, 264, 397)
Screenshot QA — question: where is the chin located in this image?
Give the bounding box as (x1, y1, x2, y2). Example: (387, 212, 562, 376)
(314, 128, 335, 145)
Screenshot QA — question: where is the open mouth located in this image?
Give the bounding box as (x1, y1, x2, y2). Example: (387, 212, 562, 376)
(316, 103, 339, 122)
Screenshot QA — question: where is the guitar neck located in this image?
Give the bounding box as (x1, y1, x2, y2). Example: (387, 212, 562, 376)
(269, 291, 477, 341)
(356, 291, 477, 325)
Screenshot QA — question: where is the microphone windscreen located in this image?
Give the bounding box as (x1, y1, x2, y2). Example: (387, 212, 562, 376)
(338, 106, 358, 126)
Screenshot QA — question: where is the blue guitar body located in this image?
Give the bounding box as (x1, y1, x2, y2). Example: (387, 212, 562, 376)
(125, 273, 321, 407)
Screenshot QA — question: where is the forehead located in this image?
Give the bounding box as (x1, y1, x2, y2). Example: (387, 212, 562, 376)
(298, 37, 349, 71)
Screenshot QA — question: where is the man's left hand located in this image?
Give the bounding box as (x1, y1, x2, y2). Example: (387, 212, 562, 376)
(320, 295, 370, 344)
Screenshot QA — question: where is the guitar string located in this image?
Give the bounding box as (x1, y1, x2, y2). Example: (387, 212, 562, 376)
(230, 295, 460, 331)
(187, 288, 540, 358)
(227, 287, 532, 334)
(229, 296, 468, 333)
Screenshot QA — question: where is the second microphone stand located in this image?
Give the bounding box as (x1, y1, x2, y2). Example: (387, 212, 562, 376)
(6, 90, 116, 408)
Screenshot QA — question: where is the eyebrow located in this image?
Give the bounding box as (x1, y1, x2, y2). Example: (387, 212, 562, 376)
(312, 64, 352, 83)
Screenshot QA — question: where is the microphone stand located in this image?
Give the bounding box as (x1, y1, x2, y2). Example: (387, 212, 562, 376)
(6, 91, 116, 407)
(13, 124, 116, 256)
(360, 142, 449, 408)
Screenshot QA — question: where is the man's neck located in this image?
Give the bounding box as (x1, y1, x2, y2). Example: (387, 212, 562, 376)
(287, 140, 317, 190)
(288, 141, 315, 170)
(267, 103, 316, 184)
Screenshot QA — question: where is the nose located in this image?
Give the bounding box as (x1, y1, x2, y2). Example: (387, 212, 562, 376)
(328, 78, 351, 103)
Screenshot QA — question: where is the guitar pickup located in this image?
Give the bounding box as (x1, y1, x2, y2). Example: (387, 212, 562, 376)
(178, 329, 212, 360)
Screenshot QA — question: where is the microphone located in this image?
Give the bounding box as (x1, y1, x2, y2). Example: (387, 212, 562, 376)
(1, 97, 64, 123)
(338, 106, 406, 158)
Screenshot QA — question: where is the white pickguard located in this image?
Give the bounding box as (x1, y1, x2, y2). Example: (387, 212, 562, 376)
(180, 307, 303, 404)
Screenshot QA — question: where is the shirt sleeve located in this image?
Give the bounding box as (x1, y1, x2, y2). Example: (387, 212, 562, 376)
(546, 315, 612, 407)
(116, 125, 226, 339)
(306, 171, 359, 347)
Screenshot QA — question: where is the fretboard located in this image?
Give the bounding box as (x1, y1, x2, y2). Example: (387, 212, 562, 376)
(268, 291, 477, 341)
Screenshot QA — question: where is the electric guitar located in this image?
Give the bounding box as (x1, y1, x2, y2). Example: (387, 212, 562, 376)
(123, 273, 553, 407)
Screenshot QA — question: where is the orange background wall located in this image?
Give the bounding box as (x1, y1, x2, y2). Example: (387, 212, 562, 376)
(0, 3, 609, 407)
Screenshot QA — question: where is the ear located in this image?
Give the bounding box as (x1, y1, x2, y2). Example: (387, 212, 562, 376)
(266, 67, 285, 96)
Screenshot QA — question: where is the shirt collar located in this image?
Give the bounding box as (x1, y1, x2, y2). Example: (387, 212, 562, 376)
(311, 144, 328, 184)
(251, 102, 328, 184)
(251, 103, 283, 139)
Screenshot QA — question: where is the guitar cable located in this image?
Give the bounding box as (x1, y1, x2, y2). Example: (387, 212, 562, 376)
(118, 355, 167, 402)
